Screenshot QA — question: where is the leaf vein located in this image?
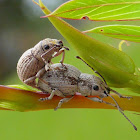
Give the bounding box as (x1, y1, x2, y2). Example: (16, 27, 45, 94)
(75, 2, 88, 6)
(90, 4, 132, 18)
(100, 10, 140, 19)
(74, 6, 104, 17)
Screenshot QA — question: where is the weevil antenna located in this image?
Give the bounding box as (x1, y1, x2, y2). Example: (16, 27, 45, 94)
(63, 46, 69, 50)
(109, 88, 132, 99)
(108, 94, 137, 131)
(76, 56, 107, 84)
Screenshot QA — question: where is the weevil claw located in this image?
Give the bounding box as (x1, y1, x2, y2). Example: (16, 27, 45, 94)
(54, 107, 58, 111)
(120, 96, 132, 100)
(38, 97, 48, 102)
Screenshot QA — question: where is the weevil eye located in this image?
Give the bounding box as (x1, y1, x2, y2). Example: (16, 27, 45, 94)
(44, 45, 50, 50)
(93, 85, 99, 91)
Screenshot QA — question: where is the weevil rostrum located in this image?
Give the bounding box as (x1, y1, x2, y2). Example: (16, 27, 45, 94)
(37, 56, 137, 131)
(17, 38, 69, 89)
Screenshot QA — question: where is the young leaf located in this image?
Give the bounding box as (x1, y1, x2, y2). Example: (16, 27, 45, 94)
(84, 25, 140, 43)
(0, 85, 140, 112)
(46, 0, 140, 21)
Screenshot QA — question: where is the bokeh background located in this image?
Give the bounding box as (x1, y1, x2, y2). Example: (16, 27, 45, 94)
(0, 0, 140, 140)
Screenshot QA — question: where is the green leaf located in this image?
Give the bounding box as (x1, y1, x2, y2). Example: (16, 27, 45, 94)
(36, 0, 140, 92)
(7, 85, 38, 91)
(47, 0, 140, 21)
(84, 25, 140, 43)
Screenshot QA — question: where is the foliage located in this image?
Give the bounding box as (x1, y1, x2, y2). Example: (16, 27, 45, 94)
(47, 0, 140, 21)
(83, 25, 140, 43)
(37, 0, 140, 93)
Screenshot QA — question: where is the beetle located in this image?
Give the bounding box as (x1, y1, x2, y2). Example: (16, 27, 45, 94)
(17, 38, 69, 89)
(37, 56, 137, 131)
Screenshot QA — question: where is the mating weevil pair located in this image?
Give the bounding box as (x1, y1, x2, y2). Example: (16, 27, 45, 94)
(17, 38, 69, 89)
(17, 38, 137, 131)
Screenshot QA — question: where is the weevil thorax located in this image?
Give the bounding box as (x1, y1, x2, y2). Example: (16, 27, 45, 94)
(78, 73, 110, 97)
(31, 38, 64, 61)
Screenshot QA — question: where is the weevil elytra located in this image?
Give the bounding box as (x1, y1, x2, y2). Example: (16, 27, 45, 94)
(17, 38, 69, 89)
(37, 56, 137, 131)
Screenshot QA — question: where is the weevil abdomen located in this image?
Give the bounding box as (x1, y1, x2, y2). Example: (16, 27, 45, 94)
(38, 63, 81, 96)
(17, 49, 44, 82)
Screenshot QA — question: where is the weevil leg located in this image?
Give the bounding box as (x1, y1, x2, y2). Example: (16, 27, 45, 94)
(54, 96, 74, 111)
(110, 88, 132, 99)
(24, 67, 47, 89)
(45, 63, 51, 71)
(24, 77, 44, 90)
(50, 61, 53, 64)
(36, 67, 46, 78)
(39, 90, 55, 101)
(24, 76, 36, 88)
(39, 88, 65, 101)
(86, 97, 117, 108)
(53, 48, 65, 65)
(41, 47, 57, 63)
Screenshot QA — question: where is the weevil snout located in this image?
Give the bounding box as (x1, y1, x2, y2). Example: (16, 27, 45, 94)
(104, 87, 110, 96)
(55, 40, 69, 51)
(53, 40, 63, 50)
(55, 44, 62, 49)
(55, 40, 63, 48)
(58, 40, 63, 46)
(103, 91, 109, 97)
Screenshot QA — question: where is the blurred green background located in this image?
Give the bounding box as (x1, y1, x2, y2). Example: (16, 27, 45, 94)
(0, 0, 140, 140)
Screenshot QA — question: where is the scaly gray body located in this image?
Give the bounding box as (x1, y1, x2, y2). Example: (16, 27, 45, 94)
(38, 63, 81, 96)
(17, 48, 44, 82)
(38, 63, 109, 106)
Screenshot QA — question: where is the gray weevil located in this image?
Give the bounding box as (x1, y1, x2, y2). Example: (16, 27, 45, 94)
(37, 56, 137, 131)
(17, 38, 69, 89)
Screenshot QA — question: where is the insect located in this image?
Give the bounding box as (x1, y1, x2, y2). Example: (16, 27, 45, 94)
(17, 38, 69, 89)
(37, 56, 137, 131)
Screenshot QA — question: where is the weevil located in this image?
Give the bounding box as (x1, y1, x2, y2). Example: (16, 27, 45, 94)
(37, 56, 137, 131)
(17, 38, 69, 88)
